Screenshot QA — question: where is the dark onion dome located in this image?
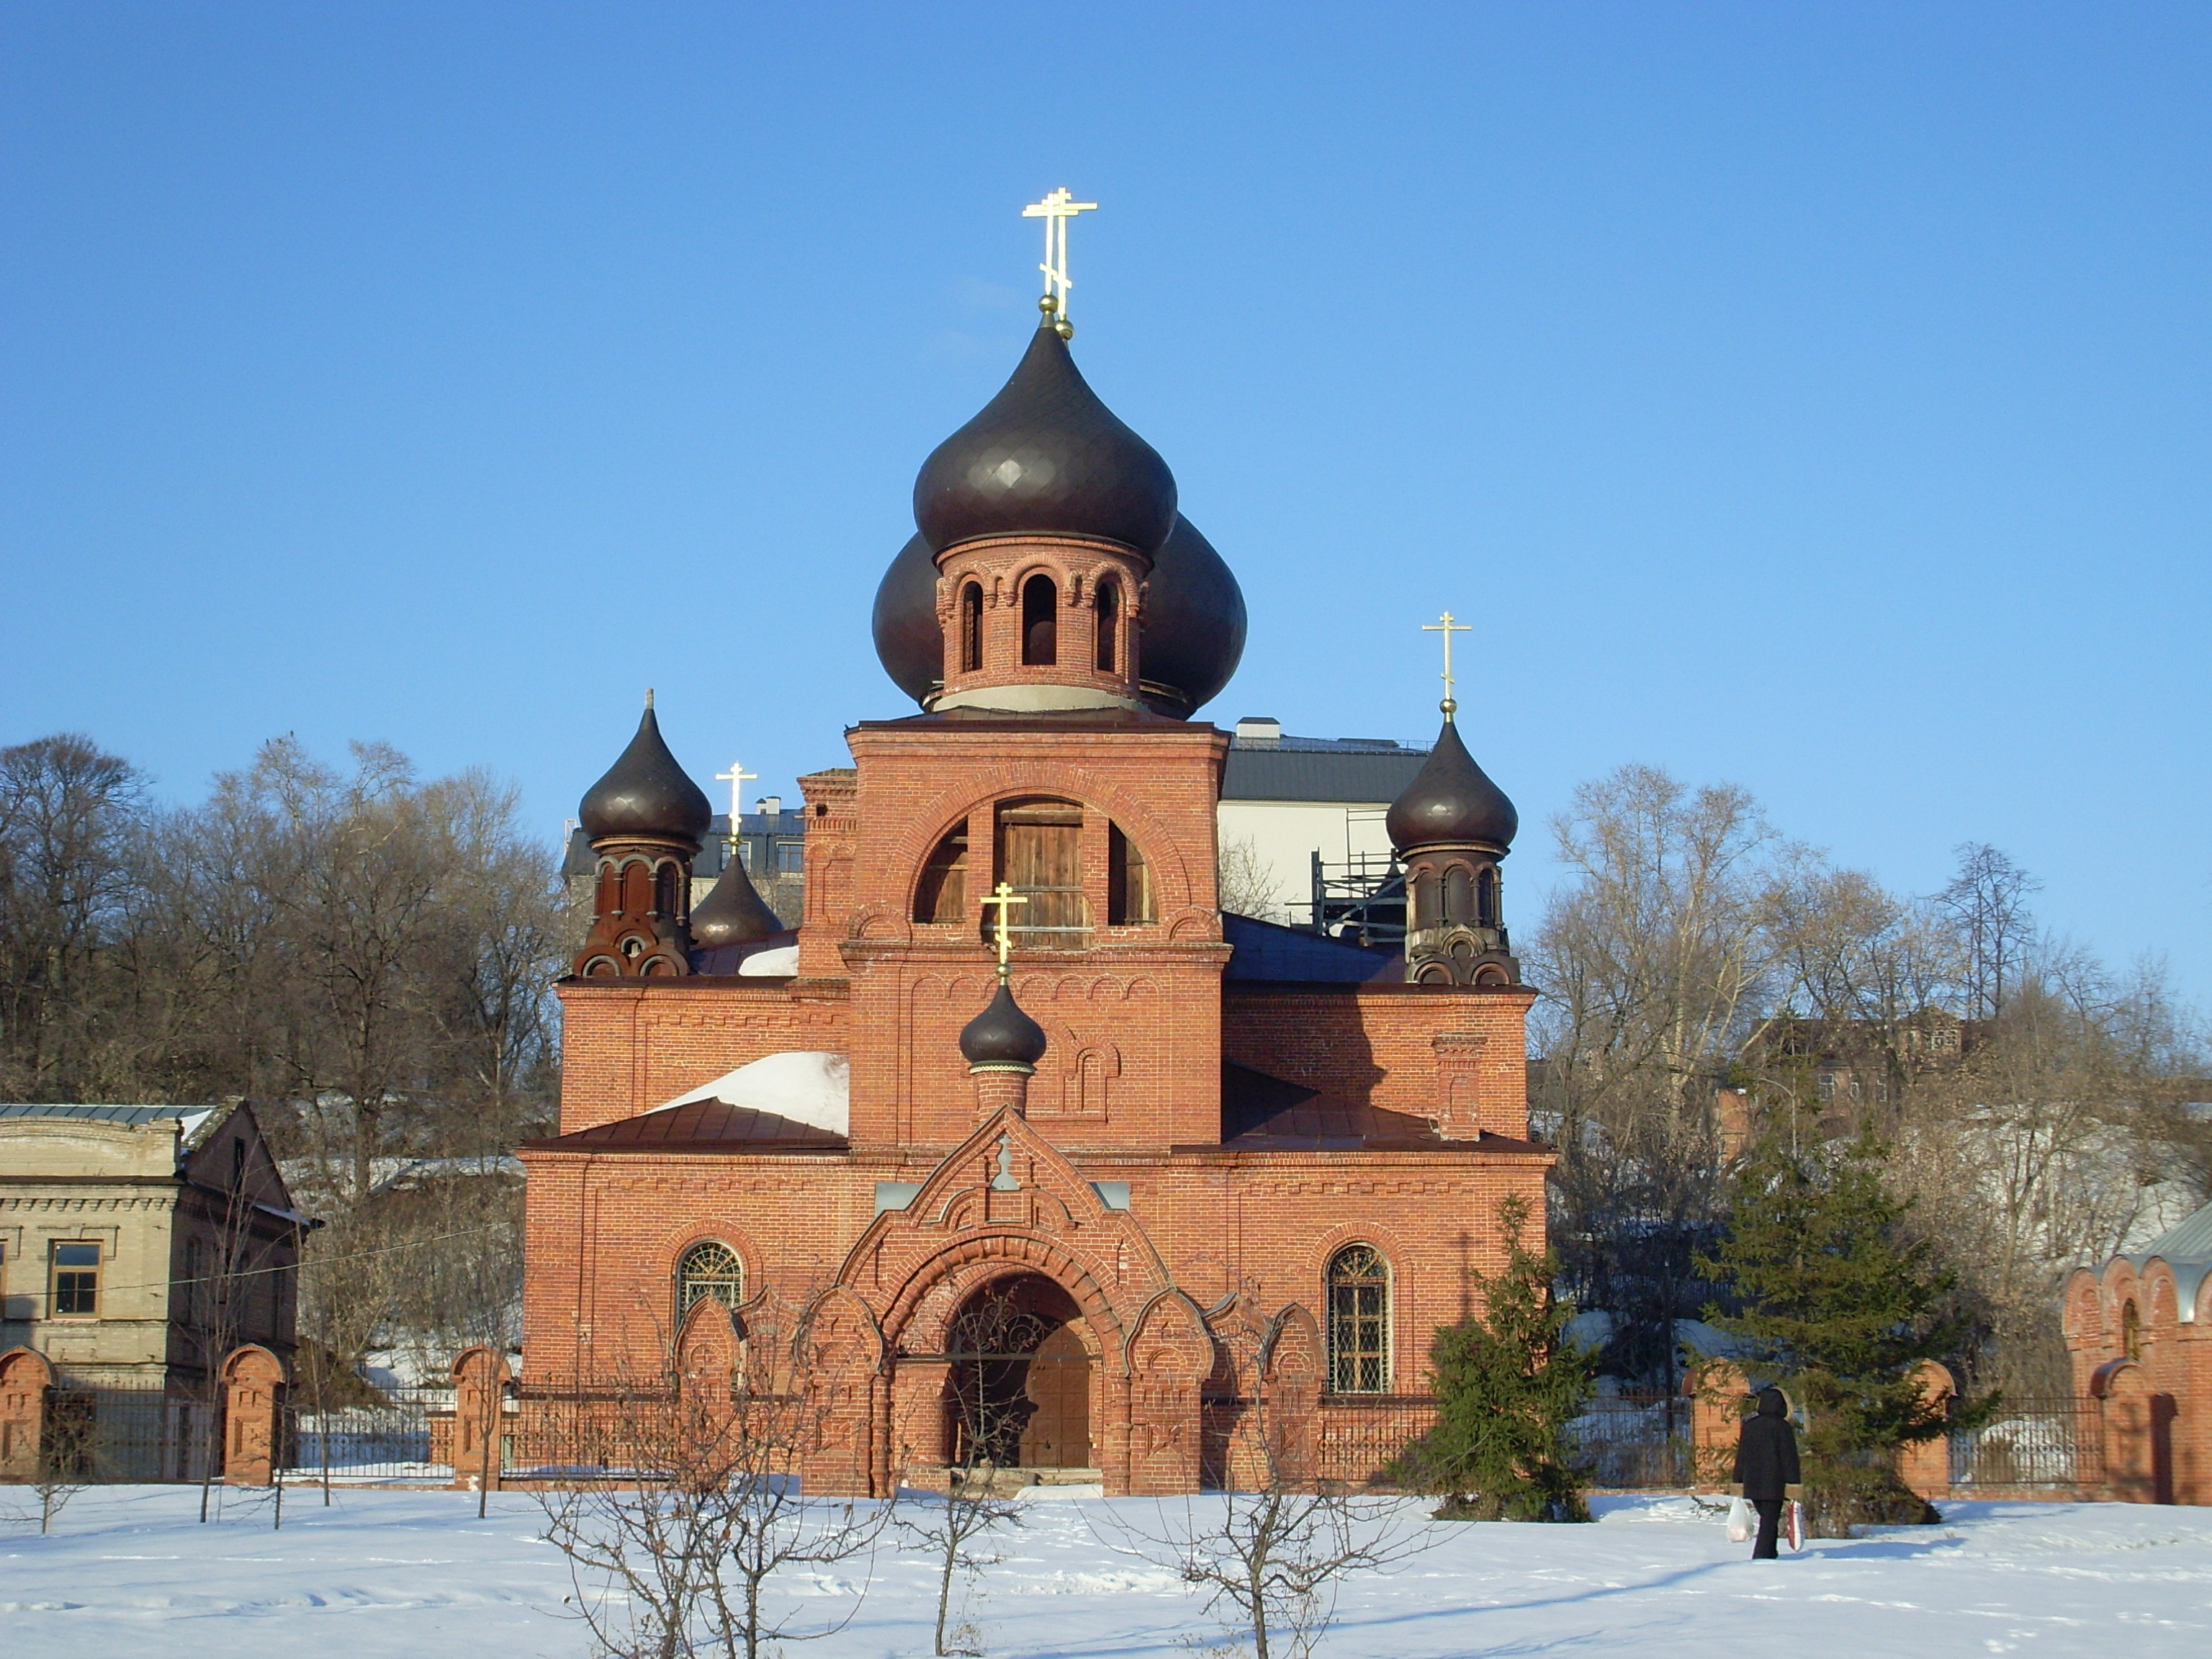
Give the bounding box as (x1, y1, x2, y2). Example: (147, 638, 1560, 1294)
(913, 320, 1177, 556)
(872, 514, 1246, 715)
(688, 852, 788, 949)
(959, 979, 1048, 1071)
(872, 531, 941, 705)
(1385, 717, 1519, 852)
(1136, 513, 1246, 716)
(577, 702, 712, 848)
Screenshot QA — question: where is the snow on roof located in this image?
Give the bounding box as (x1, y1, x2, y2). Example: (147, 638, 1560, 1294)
(737, 943, 800, 977)
(650, 1051, 848, 1136)
(0, 1102, 211, 1125)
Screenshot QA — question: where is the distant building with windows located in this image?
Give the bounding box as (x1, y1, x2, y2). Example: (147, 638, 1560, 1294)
(0, 1102, 306, 1394)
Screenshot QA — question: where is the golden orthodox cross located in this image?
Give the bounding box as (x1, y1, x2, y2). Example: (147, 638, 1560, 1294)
(1022, 187, 1097, 324)
(976, 880, 1029, 979)
(714, 761, 756, 850)
(1422, 611, 1471, 721)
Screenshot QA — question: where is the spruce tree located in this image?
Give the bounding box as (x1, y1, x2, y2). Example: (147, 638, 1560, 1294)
(1699, 1129, 1979, 1533)
(1390, 1195, 1595, 1521)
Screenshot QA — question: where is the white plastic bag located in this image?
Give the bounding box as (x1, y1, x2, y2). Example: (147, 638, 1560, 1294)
(1726, 1495, 1754, 1543)
(1786, 1499, 1805, 1551)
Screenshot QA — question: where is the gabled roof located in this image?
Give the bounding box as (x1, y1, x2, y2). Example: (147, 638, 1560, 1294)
(2134, 1198, 2212, 1269)
(520, 1100, 846, 1155)
(1215, 1061, 1540, 1154)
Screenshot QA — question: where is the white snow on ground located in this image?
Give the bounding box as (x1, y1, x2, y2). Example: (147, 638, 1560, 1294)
(651, 1049, 848, 1132)
(4, 1486, 2210, 1658)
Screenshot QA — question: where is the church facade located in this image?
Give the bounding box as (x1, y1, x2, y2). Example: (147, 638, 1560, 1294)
(518, 291, 1550, 1496)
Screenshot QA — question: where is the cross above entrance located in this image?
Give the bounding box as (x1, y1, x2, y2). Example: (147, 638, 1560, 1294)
(977, 881, 1029, 979)
(1022, 188, 1097, 331)
(1422, 611, 1471, 721)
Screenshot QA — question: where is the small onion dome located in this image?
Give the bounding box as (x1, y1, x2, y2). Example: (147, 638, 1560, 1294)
(958, 979, 1048, 1072)
(577, 703, 712, 848)
(688, 852, 787, 949)
(1137, 514, 1246, 716)
(1385, 717, 1519, 853)
(913, 320, 1177, 557)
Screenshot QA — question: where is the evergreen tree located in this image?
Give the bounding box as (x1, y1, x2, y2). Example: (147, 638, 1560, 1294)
(1699, 1129, 1982, 1533)
(1390, 1195, 1595, 1521)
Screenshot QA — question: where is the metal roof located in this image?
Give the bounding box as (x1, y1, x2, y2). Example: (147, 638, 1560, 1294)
(2136, 1198, 2212, 1268)
(1221, 737, 1429, 804)
(0, 1102, 209, 1125)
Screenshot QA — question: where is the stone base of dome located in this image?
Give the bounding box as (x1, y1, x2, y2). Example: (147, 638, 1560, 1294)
(932, 683, 1149, 714)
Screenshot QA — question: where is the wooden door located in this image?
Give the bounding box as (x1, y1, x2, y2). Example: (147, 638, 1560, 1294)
(1020, 1321, 1092, 1469)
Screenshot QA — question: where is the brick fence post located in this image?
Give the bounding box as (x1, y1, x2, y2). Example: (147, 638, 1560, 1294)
(1897, 1359, 1956, 1501)
(450, 1346, 514, 1492)
(221, 1344, 287, 1487)
(2092, 1358, 2156, 1503)
(0, 1347, 55, 1482)
(1683, 1358, 1750, 1491)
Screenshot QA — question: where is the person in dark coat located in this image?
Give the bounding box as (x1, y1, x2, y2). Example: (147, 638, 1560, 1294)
(1732, 1387, 1803, 1558)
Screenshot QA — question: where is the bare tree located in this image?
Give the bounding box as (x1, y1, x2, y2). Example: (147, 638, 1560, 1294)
(0, 734, 147, 1099)
(1527, 765, 1787, 1381)
(894, 1288, 1033, 1655)
(1933, 842, 2041, 1020)
(1217, 835, 1288, 923)
(1105, 1326, 1428, 1659)
(537, 1296, 889, 1659)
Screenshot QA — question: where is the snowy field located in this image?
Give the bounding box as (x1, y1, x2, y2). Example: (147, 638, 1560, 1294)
(4, 1485, 2209, 1658)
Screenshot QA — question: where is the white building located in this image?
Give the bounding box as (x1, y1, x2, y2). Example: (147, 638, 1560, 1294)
(1215, 716, 1429, 928)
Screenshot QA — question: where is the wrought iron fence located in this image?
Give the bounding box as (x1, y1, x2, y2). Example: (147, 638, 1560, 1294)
(1310, 1395, 1437, 1484)
(1948, 1396, 2103, 1491)
(1570, 1391, 1688, 1488)
(41, 1388, 220, 1484)
(282, 1387, 454, 1484)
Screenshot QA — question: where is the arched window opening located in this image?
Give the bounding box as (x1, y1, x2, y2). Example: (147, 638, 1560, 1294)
(1327, 1244, 1390, 1393)
(1411, 868, 1439, 930)
(1094, 577, 1120, 672)
(961, 582, 984, 674)
(914, 824, 969, 923)
(1443, 865, 1474, 925)
(2122, 1298, 2141, 1360)
(655, 862, 680, 920)
(1022, 574, 1058, 665)
(1107, 824, 1155, 925)
(1476, 865, 1501, 929)
(678, 1241, 745, 1321)
(992, 798, 1088, 948)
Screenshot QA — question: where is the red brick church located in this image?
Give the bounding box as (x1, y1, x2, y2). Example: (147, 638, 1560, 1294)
(518, 276, 1551, 1495)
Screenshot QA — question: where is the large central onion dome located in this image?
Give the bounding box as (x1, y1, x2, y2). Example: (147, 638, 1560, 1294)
(914, 320, 1177, 555)
(874, 319, 1247, 718)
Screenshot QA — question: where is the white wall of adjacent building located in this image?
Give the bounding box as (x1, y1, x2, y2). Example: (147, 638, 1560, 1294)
(1215, 799, 1395, 922)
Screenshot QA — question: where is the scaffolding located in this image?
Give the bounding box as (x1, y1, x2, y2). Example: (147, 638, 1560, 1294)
(1308, 851, 1406, 945)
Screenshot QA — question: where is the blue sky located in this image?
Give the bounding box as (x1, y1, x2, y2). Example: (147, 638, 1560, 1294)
(3, 4, 2207, 999)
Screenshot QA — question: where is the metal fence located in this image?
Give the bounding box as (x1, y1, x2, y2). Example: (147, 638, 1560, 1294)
(1948, 1396, 2103, 1491)
(1570, 1391, 1689, 1488)
(282, 1388, 454, 1484)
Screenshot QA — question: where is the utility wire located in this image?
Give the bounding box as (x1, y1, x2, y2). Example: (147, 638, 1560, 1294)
(71, 1223, 513, 1299)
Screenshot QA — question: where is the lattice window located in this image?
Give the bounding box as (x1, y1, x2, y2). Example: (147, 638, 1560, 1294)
(1328, 1244, 1390, 1393)
(678, 1241, 744, 1319)
(51, 1242, 100, 1317)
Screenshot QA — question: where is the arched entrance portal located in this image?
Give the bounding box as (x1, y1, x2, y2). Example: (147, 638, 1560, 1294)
(945, 1273, 1092, 1473)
